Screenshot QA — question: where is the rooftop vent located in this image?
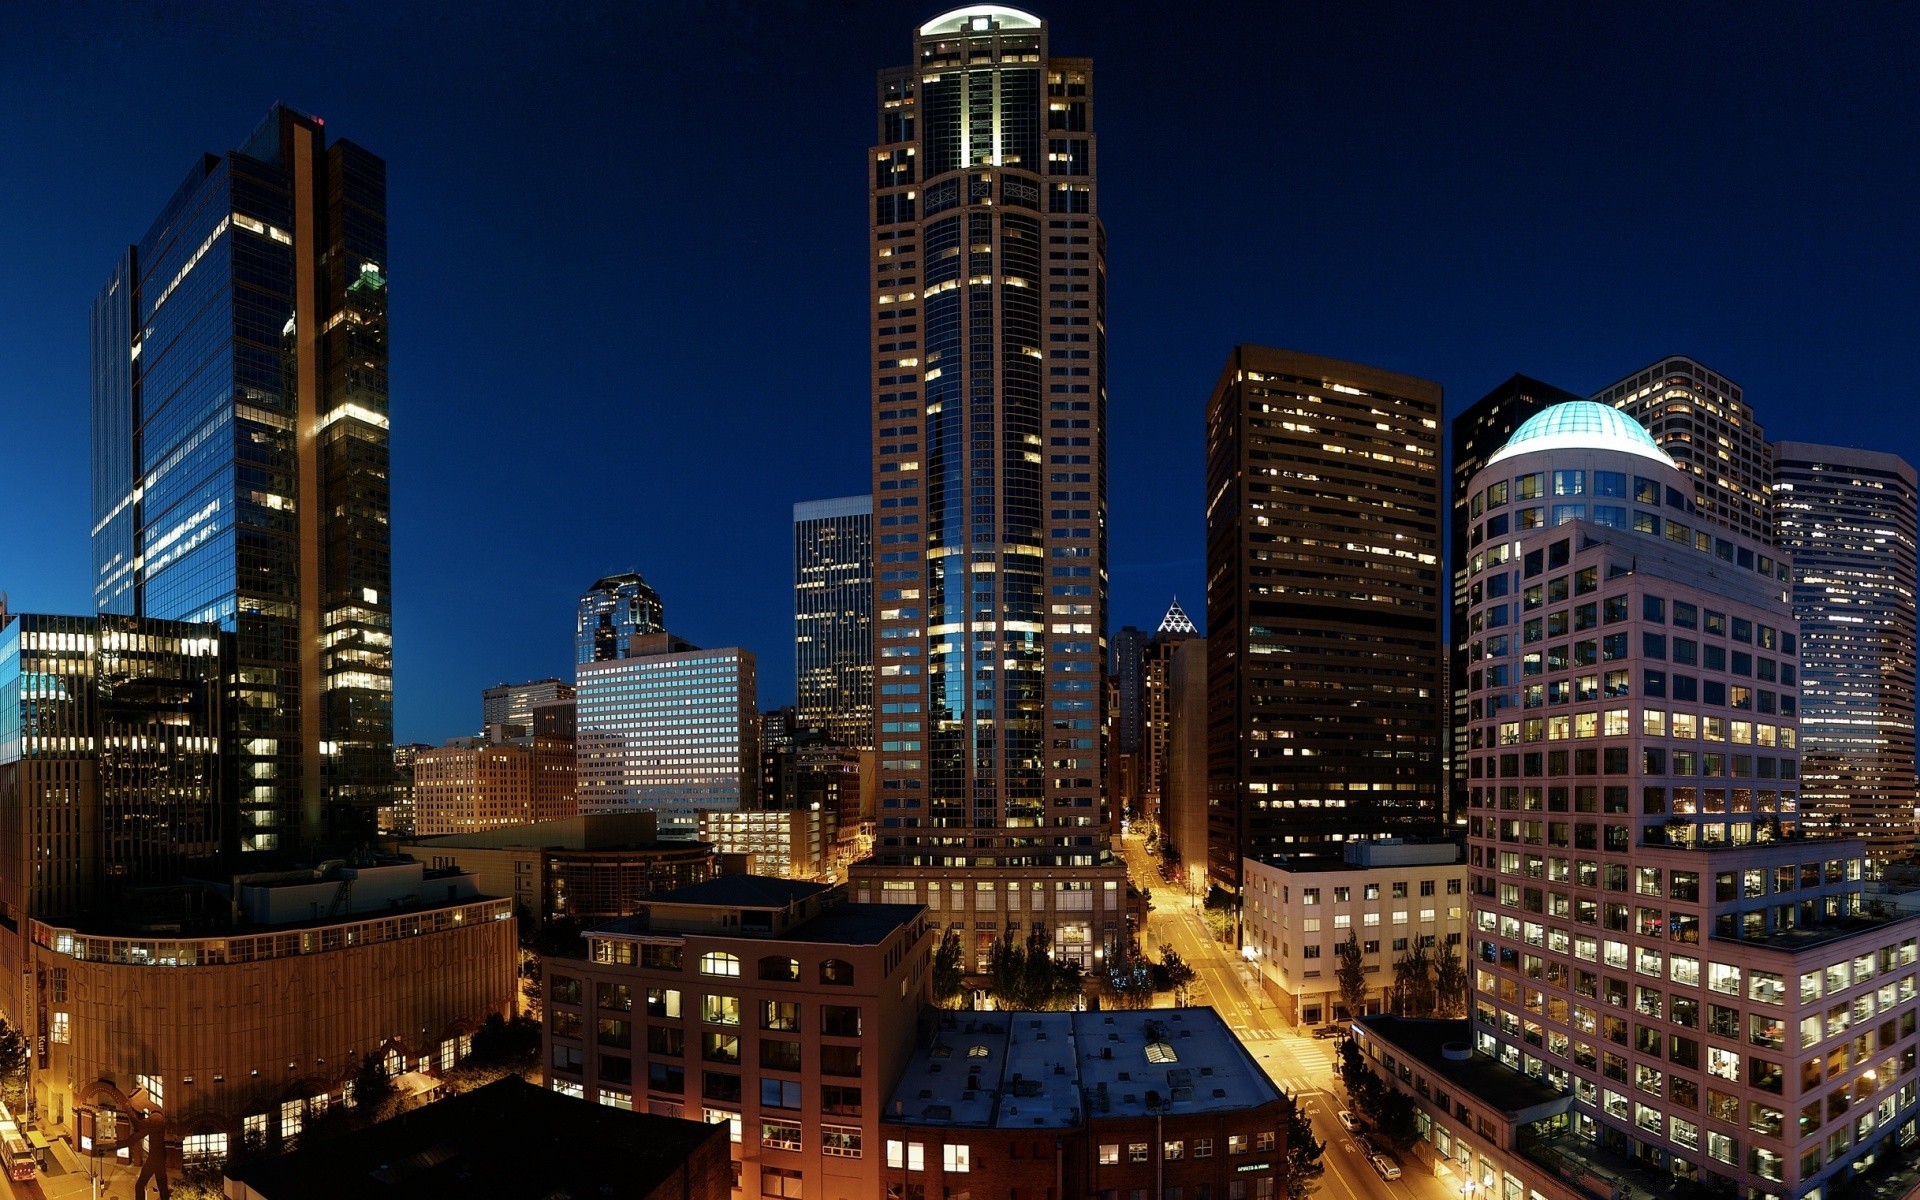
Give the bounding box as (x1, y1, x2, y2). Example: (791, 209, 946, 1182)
(1442, 1041, 1472, 1062)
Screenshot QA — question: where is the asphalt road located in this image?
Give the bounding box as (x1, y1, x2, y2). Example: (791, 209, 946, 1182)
(1118, 832, 1466, 1200)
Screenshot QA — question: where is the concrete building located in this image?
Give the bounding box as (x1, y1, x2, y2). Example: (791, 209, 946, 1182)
(401, 812, 717, 927)
(1241, 840, 1468, 1027)
(541, 876, 931, 1200)
(385, 742, 429, 837)
(794, 496, 874, 750)
(30, 860, 515, 1159)
(1142, 599, 1200, 833)
(412, 739, 534, 835)
(225, 1074, 732, 1200)
(700, 807, 834, 882)
(92, 104, 394, 848)
(1205, 346, 1446, 893)
(1596, 356, 1771, 543)
(529, 696, 578, 822)
(1163, 634, 1210, 899)
(854, 5, 1127, 956)
(1772, 443, 1919, 862)
(481, 677, 574, 737)
(880, 1006, 1289, 1200)
(576, 632, 757, 816)
(1447, 399, 1920, 1199)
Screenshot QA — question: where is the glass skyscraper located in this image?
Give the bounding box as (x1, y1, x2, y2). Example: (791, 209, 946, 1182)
(1772, 442, 1919, 861)
(793, 495, 873, 749)
(575, 572, 666, 666)
(90, 105, 392, 852)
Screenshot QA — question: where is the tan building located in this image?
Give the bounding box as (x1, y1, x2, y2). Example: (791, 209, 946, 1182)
(701, 807, 833, 882)
(531, 697, 579, 823)
(850, 861, 1130, 977)
(414, 739, 534, 835)
(401, 812, 716, 927)
(1241, 840, 1467, 1027)
(1595, 355, 1770, 542)
(542, 876, 931, 1200)
(17, 860, 515, 1166)
(1204, 345, 1446, 891)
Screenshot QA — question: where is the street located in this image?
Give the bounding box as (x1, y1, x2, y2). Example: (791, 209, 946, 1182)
(1117, 831, 1463, 1200)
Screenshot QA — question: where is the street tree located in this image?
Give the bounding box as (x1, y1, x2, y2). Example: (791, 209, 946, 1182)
(1154, 944, 1197, 1005)
(0, 1020, 25, 1110)
(1391, 943, 1436, 1017)
(1432, 941, 1469, 1017)
(987, 923, 1083, 1010)
(1334, 932, 1367, 1022)
(1336, 1036, 1380, 1117)
(1282, 1091, 1326, 1200)
(933, 927, 967, 1008)
(1100, 937, 1156, 1009)
(1371, 1087, 1422, 1153)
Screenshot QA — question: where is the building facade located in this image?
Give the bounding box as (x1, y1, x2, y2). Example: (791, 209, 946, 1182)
(1456, 401, 1920, 1199)
(700, 808, 834, 882)
(1163, 634, 1209, 899)
(1772, 443, 1919, 863)
(854, 6, 1125, 952)
(92, 104, 393, 851)
(880, 1007, 1289, 1200)
(412, 739, 535, 836)
(1597, 356, 1771, 543)
(530, 696, 579, 823)
(385, 742, 429, 837)
(541, 877, 931, 1200)
(575, 634, 758, 816)
(576, 572, 667, 667)
(1141, 599, 1200, 834)
(794, 496, 874, 750)
(482, 678, 574, 736)
(1205, 346, 1445, 893)
(1241, 841, 1468, 1027)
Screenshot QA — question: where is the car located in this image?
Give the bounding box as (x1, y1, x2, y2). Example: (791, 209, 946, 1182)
(1313, 1024, 1345, 1039)
(1371, 1154, 1402, 1181)
(1337, 1110, 1365, 1134)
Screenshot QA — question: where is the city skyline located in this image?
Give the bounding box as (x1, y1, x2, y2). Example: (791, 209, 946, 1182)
(1, 3, 1917, 747)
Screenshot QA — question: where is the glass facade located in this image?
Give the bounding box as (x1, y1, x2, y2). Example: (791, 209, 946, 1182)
(575, 573, 666, 666)
(90, 105, 392, 851)
(1772, 443, 1919, 862)
(793, 496, 874, 750)
(867, 8, 1108, 869)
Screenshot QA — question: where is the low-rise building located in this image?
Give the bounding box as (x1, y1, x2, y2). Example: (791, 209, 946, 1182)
(701, 807, 834, 881)
(401, 812, 716, 927)
(1242, 840, 1468, 1026)
(542, 876, 931, 1200)
(880, 1006, 1290, 1200)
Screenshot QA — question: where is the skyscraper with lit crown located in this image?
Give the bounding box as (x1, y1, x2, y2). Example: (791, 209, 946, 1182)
(851, 6, 1125, 971)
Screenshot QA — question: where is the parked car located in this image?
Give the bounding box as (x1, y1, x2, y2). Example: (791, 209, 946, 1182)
(1313, 1024, 1345, 1039)
(1371, 1154, 1402, 1181)
(1337, 1110, 1365, 1134)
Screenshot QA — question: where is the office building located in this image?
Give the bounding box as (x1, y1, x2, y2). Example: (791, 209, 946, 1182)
(542, 876, 931, 1200)
(794, 496, 874, 749)
(880, 1007, 1288, 1200)
(700, 807, 834, 882)
(412, 739, 535, 836)
(1772, 443, 1919, 862)
(1451, 376, 1590, 821)
(385, 742, 429, 837)
(1445, 399, 1920, 1199)
(852, 5, 1127, 971)
(1162, 634, 1209, 898)
(0, 612, 225, 917)
(1596, 356, 1771, 542)
(575, 633, 758, 816)
(1241, 840, 1467, 1027)
(1141, 599, 1200, 832)
(92, 104, 393, 851)
(402, 812, 716, 927)
(576, 572, 667, 666)
(482, 677, 574, 737)
(225, 1075, 732, 1200)
(530, 696, 579, 823)
(1204, 346, 1445, 895)
(1110, 624, 1151, 823)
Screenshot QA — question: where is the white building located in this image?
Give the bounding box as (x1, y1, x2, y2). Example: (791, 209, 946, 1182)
(1241, 840, 1468, 1027)
(575, 633, 758, 815)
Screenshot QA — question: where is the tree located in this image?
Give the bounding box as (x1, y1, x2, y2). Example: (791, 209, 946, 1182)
(1371, 1088, 1421, 1153)
(1100, 937, 1156, 1009)
(0, 1019, 26, 1111)
(1153, 944, 1197, 1006)
(353, 1050, 395, 1119)
(1202, 887, 1238, 943)
(932, 927, 967, 1008)
(987, 923, 1083, 1010)
(1334, 932, 1367, 1022)
(1391, 943, 1436, 1017)
(1282, 1091, 1326, 1200)
(1432, 941, 1468, 1017)
(1336, 1036, 1380, 1118)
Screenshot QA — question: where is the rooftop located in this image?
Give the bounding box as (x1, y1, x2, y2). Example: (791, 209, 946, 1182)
(774, 903, 922, 946)
(888, 1008, 1282, 1129)
(649, 875, 830, 910)
(1485, 400, 1675, 469)
(1352, 1016, 1567, 1120)
(225, 1075, 723, 1200)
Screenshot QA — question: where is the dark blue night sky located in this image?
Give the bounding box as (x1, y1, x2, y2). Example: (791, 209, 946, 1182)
(1, 2, 1914, 745)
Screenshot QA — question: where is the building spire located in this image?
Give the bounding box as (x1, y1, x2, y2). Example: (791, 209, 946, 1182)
(1157, 597, 1196, 635)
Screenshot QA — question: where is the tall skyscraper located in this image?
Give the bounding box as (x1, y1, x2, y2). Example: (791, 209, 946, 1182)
(852, 7, 1123, 970)
(1140, 599, 1200, 831)
(1204, 346, 1444, 895)
(91, 104, 392, 851)
(793, 495, 874, 748)
(1596, 356, 1771, 542)
(1773, 442, 1919, 861)
(575, 572, 666, 666)
(1449, 376, 1589, 820)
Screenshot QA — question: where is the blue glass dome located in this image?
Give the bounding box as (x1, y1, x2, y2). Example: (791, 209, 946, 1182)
(1486, 401, 1675, 468)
